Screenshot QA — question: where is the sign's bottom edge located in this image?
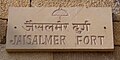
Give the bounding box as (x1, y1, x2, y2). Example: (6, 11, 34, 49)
(6, 49, 114, 53)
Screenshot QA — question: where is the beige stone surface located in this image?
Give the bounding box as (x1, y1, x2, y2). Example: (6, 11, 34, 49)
(0, 44, 53, 60)
(31, 0, 114, 7)
(0, 45, 120, 60)
(31, 0, 120, 22)
(53, 46, 120, 60)
(6, 7, 114, 51)
(0, 0, 120, 60)
(0, 19, 7, 44)
(53, 52, 114, 60)
(0, 0, 30, 19)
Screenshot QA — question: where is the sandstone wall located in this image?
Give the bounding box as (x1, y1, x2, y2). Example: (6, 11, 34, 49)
(0, 0, 120, 60)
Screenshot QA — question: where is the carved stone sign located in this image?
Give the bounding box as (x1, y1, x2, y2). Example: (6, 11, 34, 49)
(6, 7, 114, 52)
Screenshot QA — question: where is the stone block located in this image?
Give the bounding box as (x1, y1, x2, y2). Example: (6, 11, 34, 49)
(0, 0, 30, 19)
(31, 0, 114, 7)
(53, 49, 114, 60)
(0, 19, 7, 44)
(113, 22, 120, 45)
(113, 14, 120, 22)
(0, 44, 53, 60)
(52, 46, 120, 60)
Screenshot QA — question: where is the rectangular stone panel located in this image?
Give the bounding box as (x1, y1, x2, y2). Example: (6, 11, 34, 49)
(6, 7, 114, 52)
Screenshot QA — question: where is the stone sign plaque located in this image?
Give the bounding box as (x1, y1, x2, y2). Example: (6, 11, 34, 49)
(6, 7, 114, 52)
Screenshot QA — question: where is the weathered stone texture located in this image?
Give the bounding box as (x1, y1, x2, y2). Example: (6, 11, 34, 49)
(0, 0, 30, 19)
(114, 46, 120, 60)
(113, 22, 120, 45)
(53, 50, 115, 60)
(112, 0, 120, 21)
(0, 44, 53, 60)
(0, 0, 120, 60)
(31, 0, 120, 22)
(0, 45, 120, 60)
(113, 0, 120, 14)
(53, 47, 120, 60)
(31, 0, 114, 7)
(0, 19, 7, 44)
